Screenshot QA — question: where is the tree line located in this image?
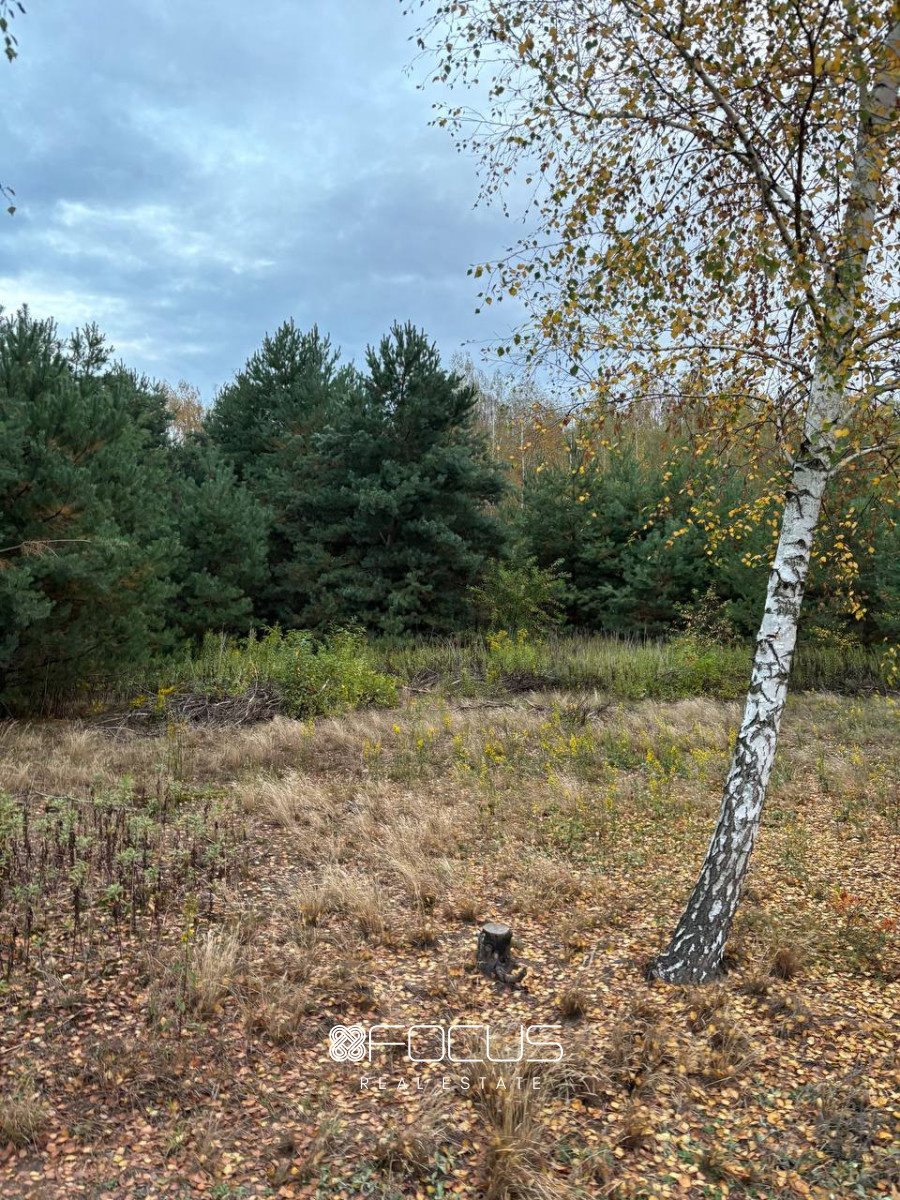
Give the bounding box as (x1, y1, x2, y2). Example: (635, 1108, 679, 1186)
(0, 307, 895, 711)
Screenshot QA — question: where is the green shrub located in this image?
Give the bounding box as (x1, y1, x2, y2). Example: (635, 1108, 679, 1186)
(122, 627, 889, 724)
(146, 628, 398, 720)
(471, 557, 567, 634)
(675, 586, 740, 645)
(264, 629, 398, 717)
(659, 635, 749, 700)
(371, 631, 889, 701)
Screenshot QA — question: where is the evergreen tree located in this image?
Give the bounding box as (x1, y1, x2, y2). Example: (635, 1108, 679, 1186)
(165, 439, 270, 640)
(0, 310, 175, 711)
(207, 321, 347, 481)
(287, 323, 506, 633)
(862, 518, 900, 643)
(517, 445, 715, 634)
(206, 321, 356, 622)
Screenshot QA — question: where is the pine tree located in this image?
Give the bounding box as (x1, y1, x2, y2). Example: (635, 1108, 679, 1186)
(517, 445, 715, 635)
(0, 310, 175, 711)
(207, 321, 348, 481)
(288, 323, 507, 633)
(206, 321, 356, 622)
(165, 439, 270, 640)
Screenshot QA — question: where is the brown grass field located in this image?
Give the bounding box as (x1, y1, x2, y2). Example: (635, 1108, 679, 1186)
(0, 691, 898, 1199)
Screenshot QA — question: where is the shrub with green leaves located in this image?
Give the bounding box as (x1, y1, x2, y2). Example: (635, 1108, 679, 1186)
(150, 628, 398, 720)
(264, 629, 398, 717)
(471, 556, 566, 634)
(484, 629, 551, 690)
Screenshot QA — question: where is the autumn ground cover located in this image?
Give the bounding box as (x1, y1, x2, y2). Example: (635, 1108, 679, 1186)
(0, 690, 897, 1200)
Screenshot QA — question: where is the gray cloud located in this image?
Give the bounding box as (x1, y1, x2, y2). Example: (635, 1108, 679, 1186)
(0, 0, 526, 397)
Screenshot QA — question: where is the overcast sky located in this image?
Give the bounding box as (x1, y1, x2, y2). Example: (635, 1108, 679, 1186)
(0, 0, 525, 399)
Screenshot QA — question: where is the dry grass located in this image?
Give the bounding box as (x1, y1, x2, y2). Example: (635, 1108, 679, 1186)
(292, 867, 389, 940)
(606, 998, 683, 1096)
(188, 926, 244, 1016)
(372, 1090, 454, 1178)
(406, 916, 440, 948)
(765, 988, 817, 1038)
(0, 691, 897, 1198)
(245, 770, 333, 831)
(615, 1100, 656, 1151)
(737, 968, 772, 998)
(469, 1059, 558, 1200)
(445, 893, 480, 922)
(544, 1033, 609, 1107)
(557, 985, 590, 1021)
(277, 924, 321, 985)
(385, 851, 451, 912)
(510, 853, 589, 917)
(244, 975, 313, 1044)
(804, 1066, 897, 1164)
(697, 1018, 757, 1085)
(684, 983, 731, 1031)
(0, 1081, 47, 1147)
(191, 1112, 223, 1179)
(770, 944, 803, 980)
(295, 1115, 344, 1183)
(683, 986, 758, 1085)
(0, 715, 315, 796)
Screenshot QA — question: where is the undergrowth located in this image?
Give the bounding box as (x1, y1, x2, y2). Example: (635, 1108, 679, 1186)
(78, 628, 892, 726)
(0, 780, 246, 977)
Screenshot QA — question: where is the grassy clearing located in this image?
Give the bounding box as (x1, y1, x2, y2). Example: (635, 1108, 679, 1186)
(0, 691, 897, 1198)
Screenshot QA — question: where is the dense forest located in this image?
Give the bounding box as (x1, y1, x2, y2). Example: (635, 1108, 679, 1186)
(0, 306, 896, 712)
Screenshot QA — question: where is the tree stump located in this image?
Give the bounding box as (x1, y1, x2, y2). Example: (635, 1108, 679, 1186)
(476, 921, 527, 987)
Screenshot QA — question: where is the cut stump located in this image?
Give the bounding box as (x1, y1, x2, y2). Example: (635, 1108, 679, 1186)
(476, 921, 527, 987)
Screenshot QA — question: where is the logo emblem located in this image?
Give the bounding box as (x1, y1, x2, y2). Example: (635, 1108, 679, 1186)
(329, 1024, 367, 1062)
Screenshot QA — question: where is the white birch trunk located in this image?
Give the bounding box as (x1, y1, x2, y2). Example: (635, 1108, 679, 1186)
(650, 21, 899, 985)
(649, 402, 834, 984)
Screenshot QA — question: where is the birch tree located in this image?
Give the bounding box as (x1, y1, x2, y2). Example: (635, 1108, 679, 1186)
(412, 0, 900, 982)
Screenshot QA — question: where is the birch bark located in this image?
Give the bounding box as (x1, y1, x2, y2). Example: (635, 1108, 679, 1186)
(650, 22, 899, 984)
(649, 412, 835, 983)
